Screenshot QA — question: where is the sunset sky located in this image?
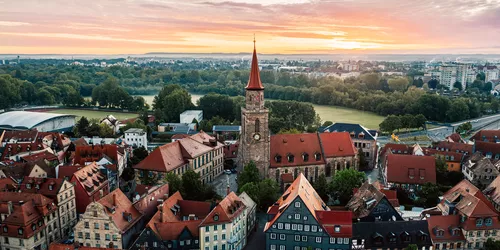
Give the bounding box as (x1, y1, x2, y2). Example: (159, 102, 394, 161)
(1, 0, 500, 54)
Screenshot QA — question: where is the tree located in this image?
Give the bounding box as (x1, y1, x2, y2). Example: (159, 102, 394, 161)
(453, 81, 463, 91)
(266, 100, 316, 133)
(165, 172, 182, 196)
(484, 238, 500, 250)
(446, 99, 469, 122)
(322, 121, 333, 127)
(388, 77, 409, 92)
(197, 93, 237, 121)
(99, 123, 114, 138)
(240, 182, 260, 207)
(416, 183, 441, 208)
(360, 73, 382, 90)
(422, 83, 430, 91)
(456, 122, 472, 134)
(313, 174, 329, 202)
(357, 149, 368, 170)
(238, 161, 260, 190)
(131, 147, 149, 165)
(379, 115, 401, 133)
(329, 169, 366, 205)
(412, 114, 427, 129)
(278, 128, 301, 134)
(405, 244, 418, 250)
(258, 179, 280, 209)
(153, 84, 194, 123)
(428, 79, 439, 89)
(75, 117, 90, 137)
(181, 170, 204, 200)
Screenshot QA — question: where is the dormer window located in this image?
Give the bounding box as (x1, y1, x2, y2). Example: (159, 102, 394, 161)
(408, 168, 415, 179)
(452, 229, 461, 236)
(349, 132, 355, 138)
(26, 184, 31, 189)
(302, 153, 309, 162)
(3, 226, 7, 233)
(477, 218, 484, 227)
(18, 228, 23, 235)
(214, 214, 219, 221)
(31, 224, 36, 231)
(275, 155, 282, 163)
(372, 233, 383, 245)
(387, 232, 396, 243)
(37, 220, 42, 227)
(314, 153, 321, 161)
(486, 217, 493, 226)
(358, 132, 364, 139)
(401, 232, 411, 242)
(48, 185, 53, 191)
(334, 225, 340, 233)
(419, 169, 425, 180)
(287, 154, 294, 163)
(418, 231, 428, 241)
(436, 229, 444, 236)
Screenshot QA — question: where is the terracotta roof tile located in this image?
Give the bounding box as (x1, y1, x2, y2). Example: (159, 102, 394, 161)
(134, 141, 187, 172)
(49, 243, 121, 250)
(281, 173, 294, 183)
(316, 210, 352, 237)
(21, 151, 59, 163)
(18, 177, 69, 202)
(484, 175, 500, 206)
(434, 141, 473, 155)
(474, 141, 500, 156)
(422, 148, 464, 163)
(97, 189, 142, 233)
(386, 154, 436, 185)
(246, 42, 264, 90)
(201, 192, 245, 226)
(223, 143, 239, 159)
(72, 162, 108, 197)
(0, 178, 16, 191)
(178, 137, 213, 158)
(427, 215, 465, 243)
(380, 143, 413, 157)
(347, 181, 401, 219)
(1, 142, 47, 160)
(439, 180, 497, 218)
(1, 130, 38, 143)
(270, 133, 324, 168)
(471, 130, 500, 142)
(133, 183, 169, 219)
(446, 133, 465, 143)
(171, 134, 190, 140)
(58, 165, 83, 179)
(319, 132, 357, 158)
(74, 145, 118, 165)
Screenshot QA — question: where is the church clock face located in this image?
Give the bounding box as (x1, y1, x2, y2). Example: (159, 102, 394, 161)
(253, 133, 261, 141)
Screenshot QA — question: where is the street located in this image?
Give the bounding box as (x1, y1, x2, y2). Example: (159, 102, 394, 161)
(212, 171, 238, 197)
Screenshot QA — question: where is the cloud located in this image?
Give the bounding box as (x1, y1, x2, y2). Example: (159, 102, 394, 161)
(0, 21, 30, 26)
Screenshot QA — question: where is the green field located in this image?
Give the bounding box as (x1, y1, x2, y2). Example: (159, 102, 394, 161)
(311, 104, 384, 129)
(47, 109, 138, 120)
(137, 94, 384, 129)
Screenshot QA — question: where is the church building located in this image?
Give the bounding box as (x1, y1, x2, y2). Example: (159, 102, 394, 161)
(239, 41, 358, 181)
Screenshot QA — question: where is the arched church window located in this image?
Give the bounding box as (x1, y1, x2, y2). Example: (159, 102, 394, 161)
(255, 119, 260, 133)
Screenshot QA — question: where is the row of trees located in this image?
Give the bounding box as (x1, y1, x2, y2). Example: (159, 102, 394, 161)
(379, 114, 427, 133)
(72, 116, 114, 138)
(238, 162, 281, 211)
(165, 170, 220, 201)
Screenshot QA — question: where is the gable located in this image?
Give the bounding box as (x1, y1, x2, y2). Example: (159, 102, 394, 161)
(268, 196, 326, 236)
(179, 226, 194, 240)
(368, 197, 403, 222)
(28, 165, 47, 177)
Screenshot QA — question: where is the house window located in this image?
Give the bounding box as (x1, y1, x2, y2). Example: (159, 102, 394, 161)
(105, 223, 109, 230)
(316, 237, 322, 243)
(295, 235, 300, 242)
(94, 223, 99, 229)
(295, 202, 300, 208)
(285, 224, 290, 230)
(288, 154, 294, 163)
(279, 246, 285, 250)
(279, 234, 285, 240)
(477, 218, 484, 227)
(302, 153, 309, 162)
(486, 217, 493, 226)
(275, 155, 282, 163)
(334, 226, 340, 233)
(311, 226, 317, 232)
(270, 233, 276, 240)
(304, 225, 310, 231)
(278, 223, 283, 229)
(302, 236, 307, 242)
(84, 222, 89, 228)
(330, 238, 335, 244)
(292, 224, 297, 230)
(294, 214, 300, 220)
(270, 245, 276, 250)
(255, 119, 260, 133)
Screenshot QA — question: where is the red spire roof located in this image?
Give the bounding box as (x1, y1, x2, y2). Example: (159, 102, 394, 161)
(246, 39, 264, 90)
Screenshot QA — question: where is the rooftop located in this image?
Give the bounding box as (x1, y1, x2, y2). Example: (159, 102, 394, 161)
(97, 189, 142, 233)
(0, 111, 75, 130)
(125, 128, 145, 133)
(386, 154, 436, 185)
(180, 110, 203, 115)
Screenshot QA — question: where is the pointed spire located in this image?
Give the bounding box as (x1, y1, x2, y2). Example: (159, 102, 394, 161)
(246, 37, 264, 90)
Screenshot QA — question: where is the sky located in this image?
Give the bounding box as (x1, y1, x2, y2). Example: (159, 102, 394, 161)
(1, 0, 500, 54)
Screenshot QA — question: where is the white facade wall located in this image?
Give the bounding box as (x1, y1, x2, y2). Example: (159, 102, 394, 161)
(199, 211, 247, 250)
(180, 111, 203, 124)
(33, 117, 75, 132)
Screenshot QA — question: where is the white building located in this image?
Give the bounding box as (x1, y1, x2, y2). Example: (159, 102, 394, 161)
(180, 110, 203, 124)
(124, 128, 147, 149)
(238, 192, 257, 242)
(440, 65, 457, 90)
(0, 111, 75, 132)
(486, 69, 499, 83)
(455, 64, 469, 90)
(199, 192, 247, 250)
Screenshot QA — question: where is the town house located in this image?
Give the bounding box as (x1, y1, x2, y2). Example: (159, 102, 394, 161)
(70, 162, 109, 214)
(383, 153, 436, 192)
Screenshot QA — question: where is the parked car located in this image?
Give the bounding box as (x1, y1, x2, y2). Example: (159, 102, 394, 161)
(230, 168, 237, 174)
(224, 169, 232, 175)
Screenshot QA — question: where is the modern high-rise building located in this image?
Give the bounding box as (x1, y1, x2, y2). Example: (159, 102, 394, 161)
(440, 65, 457, 90)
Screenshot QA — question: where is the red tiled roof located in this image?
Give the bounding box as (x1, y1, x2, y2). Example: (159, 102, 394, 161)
(270, 133, 324, 168)
(1, 130, 38, 143)
(72, 138, 89, 146)
(434, 141, 473, 155)
(19, 177, 66, 196)
(49, 243, 121, 250)
(224, 143, 239, 159)
(171, 134, 190, 140)
(135, 184, 153, 197)
(134, 141, 187, 172)
(281, 173, 294, 183)
(316, 210, 352, 237)
(246, 42, 264, 90)
(380, 143, 413, 157)
(427, 215, 465, 243)
(1, 142, 46, 160)
(58, 165, 82, 179)
(319, 132, 357, 158)
(133, 183, 169, 219)
(178, 137, 213, 158)
(380, 189, 400, 207)
(74, 144, 118, 165)
(72, 162, 108, 197)
(446, 133, 465, 143)
(386, 154, 436, 185)
(423, 148, 464, 163)
(154, 220, 200, 240)
(21, 151, 58, 163)
(0, 178, 16, 191)
(98, 189, 142, 233)
(475, 141, 500, 156)
(485, 175, 500, 206)
(439, 180, 498, 218)
(200, 192, 245, 226)
(471, 130, 500, 142)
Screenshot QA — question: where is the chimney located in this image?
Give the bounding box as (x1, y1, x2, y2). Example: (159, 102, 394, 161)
(113, 193, 117, 205)
(227, 185, 230, 196)
(159, 204, 164, 223)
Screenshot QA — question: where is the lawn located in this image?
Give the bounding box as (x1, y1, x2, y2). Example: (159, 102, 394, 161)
(311, 104, 384, 129)
(46, 109, 138, 121)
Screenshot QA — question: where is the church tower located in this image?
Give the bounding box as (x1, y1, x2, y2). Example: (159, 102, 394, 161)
(240, 39, 270, 177)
